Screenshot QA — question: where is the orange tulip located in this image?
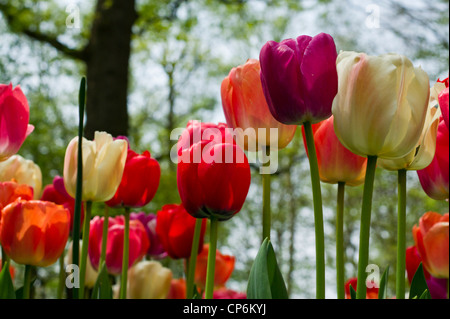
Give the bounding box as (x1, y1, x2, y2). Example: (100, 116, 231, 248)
(344, 277, 379, 299)
(412, 212, 449, 278)
(167, 278, 187, 299)
(0, 180, 33, 211)
(194, 244, 235, 290)
(0, 200, 70, 267)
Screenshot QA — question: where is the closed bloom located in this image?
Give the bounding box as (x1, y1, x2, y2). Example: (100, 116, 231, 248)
(177, 120, 251, 221)
(0, 180, 33, 211)
(412, 212, 449, 279)
(63, 131, 128, 202)
(221, 58, 296, 151)
(127, 261, 172, 299)
(194, 244, 235, 290)
(88, 215, 149, 275)
(106, 148, 160, 208)
(0, 83, 34, 162)
(0, 200, 70, 267)
(332, 51, 430, 159)
(130, 212, 167, 259)
(0, 154, 42, 199)
(259, 33, 338, 125)
(155, 203, 206, 259)
(302, 116, 367, 186)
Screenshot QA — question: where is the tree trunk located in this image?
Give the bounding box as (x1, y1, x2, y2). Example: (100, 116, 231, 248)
(84, 0, 137, 139)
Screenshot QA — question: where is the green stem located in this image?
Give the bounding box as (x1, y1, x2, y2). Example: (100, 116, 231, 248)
(79, 200, 92, 299)
(356, 155, 378, 299)
(23, 264, 33, 299)
(186, 218, 203, 299)
(262, 146, 271, 241)
(204, 217, 218, 299)
(99, 205, 110, 270)
(396, 169, 407, 299)
(57, 250, 66, 299)
(336, 181, 346, 299)
(303, 121, 325, 299)
(120, 207, 131, 299)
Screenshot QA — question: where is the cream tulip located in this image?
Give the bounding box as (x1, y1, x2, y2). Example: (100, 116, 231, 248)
(0, 154, 42, 199)
(63, 131, 128, 202)
(332, 51, 430, 159)
(127, 261, 173, 299)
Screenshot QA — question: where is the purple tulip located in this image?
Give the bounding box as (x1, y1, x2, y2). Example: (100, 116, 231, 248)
(130, 212, 167, 259)
(259, 33, 338, 125)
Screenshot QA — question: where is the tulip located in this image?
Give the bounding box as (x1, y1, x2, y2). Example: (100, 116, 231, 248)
(63, 131, 128, 203)
(106, 149, 160, 208)
(167, 278, 187, 299)
(259, 33, 338, 125)
(436, 77, 448, 129)
(155, 204, 206, 259)
(0, 83, 34, 162)
(130, 212, 166, 259)
(88, 215, 149, 275)
(405, 245, 447, 299)
(194, 244, 235, 291)
(221, 58, 296, 151)
(0, 180, 33, 212)
(412, 212, 449, 279)
(126, 261, 172, 299)
(0, 154, 42, 199)
(344, 277, 379, 299)
(213, 288, 247, 299)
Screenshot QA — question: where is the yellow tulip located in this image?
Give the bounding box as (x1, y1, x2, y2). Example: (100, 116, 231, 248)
(332, 51, 430, 159)
(0, 154, 42, 199)
(63, 131, 128, 202)
(127, 261, 173, 299)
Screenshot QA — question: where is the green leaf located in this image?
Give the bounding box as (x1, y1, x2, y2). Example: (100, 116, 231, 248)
(350, 285, 356, 299)
(409, 263, 431, 299)
(247, 238, 288, 299)
(378, 266, 389, 299)
(91, 262, 113, 299)
(0, 261, 16, 299)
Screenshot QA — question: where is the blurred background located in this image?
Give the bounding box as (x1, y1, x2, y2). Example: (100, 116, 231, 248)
(0, 0, 448, 298)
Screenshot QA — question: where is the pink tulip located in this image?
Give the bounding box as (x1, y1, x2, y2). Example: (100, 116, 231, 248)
(0, 84, 34, 161)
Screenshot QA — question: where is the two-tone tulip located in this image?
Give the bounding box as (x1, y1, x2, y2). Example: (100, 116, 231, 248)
(0, 155, 42, 199)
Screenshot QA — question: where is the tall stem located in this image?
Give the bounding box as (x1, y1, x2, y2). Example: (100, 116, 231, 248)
(79, 200, 92, 299)
(99, 205, 110, 270)
(204, 217, 218, 299)
(303, 121, 325, 299)
(23, 265, 33, 299)
(57, 250, 66, 299)
(186, 218, 203, 299)
(120, 207, 131, 299)
(336, 181, 346, 299)
(396, 169, 407, 299)
(262, 147, 271, 241)
(356, 155, 378, 299)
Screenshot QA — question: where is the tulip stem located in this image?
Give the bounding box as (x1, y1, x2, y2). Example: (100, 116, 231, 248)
(120, 207, 131, 299)
(262, 147, 271, 241)
(303, 121, 325, 299)
(23, 264, 33, 299)
(99, 205, 110, 270)
(356, 155, 378, 299)
(186, 218, 203, 299)
(336, 181, 346, 299)
(204, 217, 218, 299)
(57, 250, 66, 299)
(396, 169, 407, 299)
(79, 200, 92, 299)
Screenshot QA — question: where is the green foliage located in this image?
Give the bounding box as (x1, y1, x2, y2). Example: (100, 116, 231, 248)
(0, 261, 16, 299)
(409, 263, 431, 299)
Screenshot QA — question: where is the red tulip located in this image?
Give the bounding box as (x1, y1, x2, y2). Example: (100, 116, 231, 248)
(167, 278, 187, 299)
(221, 58, 296, 151)
(344, 277, 379, 299)
(0, 200, 70, 267)
(301, 116, 367, 186)
(259, 33, 338, 125)
(412, 212, 449, 278)
(0, 83, 34, 161)
(177, 120, 251, 221)
(88, 215, 149, 275)
(106, 148, 160, 208)
(437, 77, 448, 129)
(155, 204, 206, 259)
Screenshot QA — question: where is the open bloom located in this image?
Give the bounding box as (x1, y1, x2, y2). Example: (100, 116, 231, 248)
(63, 131, 128, 202)
(412, 212, 449, 278)
(106, 148, 160, 208)
(221, 58, 296, 151)
(0, 154, 42, 199)
(0, 200, 70, 267)
(131, 212, 167, 259)
(88, 215, 149, 275)
(302, 116, 367, 186)
(127, 261, 172, 299)
(332, 51, 430, 159)
(177, 120, 251, 221)
(259, 33, 338, 125)
(155, 203, 206, 259)
(0, 83, 34, 162)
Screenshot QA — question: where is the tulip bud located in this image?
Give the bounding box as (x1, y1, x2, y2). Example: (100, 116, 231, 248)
(127, 261, 172, 299)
